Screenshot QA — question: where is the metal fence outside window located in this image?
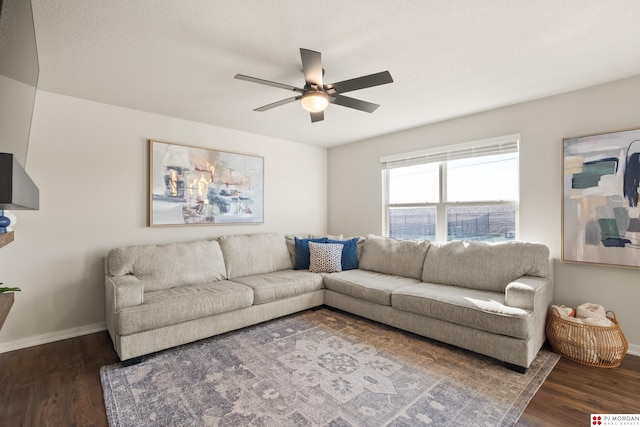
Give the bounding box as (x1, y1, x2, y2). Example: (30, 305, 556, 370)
(389, 207, 515, 241)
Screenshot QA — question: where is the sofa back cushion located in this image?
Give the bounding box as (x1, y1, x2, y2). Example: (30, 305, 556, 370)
(107, 240, 227, 292)
(219, 233, 292, 279)
(421, 240, 549, 292)
(359, 234, 430, 280)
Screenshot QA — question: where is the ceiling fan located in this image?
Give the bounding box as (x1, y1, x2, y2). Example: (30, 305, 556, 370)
(234, 48, 393, 123)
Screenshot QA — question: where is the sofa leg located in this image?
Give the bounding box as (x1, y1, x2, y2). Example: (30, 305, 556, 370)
(122, 356, 142, 367)
(504, 362, 527, 374)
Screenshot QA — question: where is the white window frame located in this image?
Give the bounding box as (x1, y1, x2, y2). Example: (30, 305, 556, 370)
(381, 134, 520, 241)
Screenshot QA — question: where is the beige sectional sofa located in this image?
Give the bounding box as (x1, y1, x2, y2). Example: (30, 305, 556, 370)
(104, 232, 552, 372)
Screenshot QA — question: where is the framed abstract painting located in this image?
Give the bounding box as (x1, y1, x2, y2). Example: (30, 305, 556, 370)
(563, 127, 640, 268)
(149, 140, 264, 226)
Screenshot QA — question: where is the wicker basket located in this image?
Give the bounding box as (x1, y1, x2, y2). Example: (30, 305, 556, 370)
(546, 309, 628, 368)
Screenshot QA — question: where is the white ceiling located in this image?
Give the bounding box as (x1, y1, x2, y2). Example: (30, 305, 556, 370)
(31, 0, 640, 148)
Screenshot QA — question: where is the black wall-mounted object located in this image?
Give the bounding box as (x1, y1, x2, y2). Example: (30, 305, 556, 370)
(0, 0, 40, 166)
(0, 153, 39, 210)
(0, 0, 40, 213)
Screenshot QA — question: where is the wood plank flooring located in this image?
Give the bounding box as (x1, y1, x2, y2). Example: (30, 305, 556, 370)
(0, 330, 638, 426)
(517, 346, 640, 426)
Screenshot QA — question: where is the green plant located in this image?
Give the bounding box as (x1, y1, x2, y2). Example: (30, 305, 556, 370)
(0, 282, 20, 293)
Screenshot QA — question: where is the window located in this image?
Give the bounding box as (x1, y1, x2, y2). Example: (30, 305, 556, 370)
(382, 135, 519, 242)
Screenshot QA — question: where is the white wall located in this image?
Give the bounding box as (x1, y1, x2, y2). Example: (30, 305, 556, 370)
(0, 91, 327, 351)
(328, 74, 640, 353)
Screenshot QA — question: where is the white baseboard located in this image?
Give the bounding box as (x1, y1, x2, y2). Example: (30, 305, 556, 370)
(627, 343, 640, 357)
(0, 322, 107, 354)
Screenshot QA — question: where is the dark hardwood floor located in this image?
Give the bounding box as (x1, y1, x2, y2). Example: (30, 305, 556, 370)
(517, 347, 640, 427)
(0, 331, 638, 426)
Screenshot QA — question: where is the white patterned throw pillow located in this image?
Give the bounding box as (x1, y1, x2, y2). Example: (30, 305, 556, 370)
(309, 242, 343, 273)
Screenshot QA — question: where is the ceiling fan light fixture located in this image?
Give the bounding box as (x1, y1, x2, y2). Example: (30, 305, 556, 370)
(300, 91, 329, 113)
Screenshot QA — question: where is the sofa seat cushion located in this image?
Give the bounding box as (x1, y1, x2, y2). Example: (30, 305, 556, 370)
(324, 270, 421, 306)
(392, 283, 531, 339)
(117, 281, 253, 335)
(231, 270, 323, 305)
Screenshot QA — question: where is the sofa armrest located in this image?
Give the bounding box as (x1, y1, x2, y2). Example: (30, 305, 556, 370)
(105, 274, 144, 310)
(505, 276, 552, 311)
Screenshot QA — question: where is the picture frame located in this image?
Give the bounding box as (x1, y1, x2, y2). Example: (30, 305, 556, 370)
(149, 140, 264, 226)
(562, 127, 640, 268)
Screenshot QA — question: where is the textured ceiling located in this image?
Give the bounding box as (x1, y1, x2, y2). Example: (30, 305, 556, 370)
(31, 0, 640, 147)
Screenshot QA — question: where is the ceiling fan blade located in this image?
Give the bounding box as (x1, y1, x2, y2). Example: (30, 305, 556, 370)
(310, 111, 324, 123)
(327, 71, 393, 94)
(331, 94, 379, 113)
(235, 74, 304, 93)
(254, 96, 300, 112)
(300, 48, 323, 87)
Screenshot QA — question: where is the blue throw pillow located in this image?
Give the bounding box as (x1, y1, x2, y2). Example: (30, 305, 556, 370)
(327, 237, 359, 270)
(294, 237, 328, 270)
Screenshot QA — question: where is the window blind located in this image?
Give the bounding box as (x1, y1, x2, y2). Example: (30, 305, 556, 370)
(381, 134, 520, 170)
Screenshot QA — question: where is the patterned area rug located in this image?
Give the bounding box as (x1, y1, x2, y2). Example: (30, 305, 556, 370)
(101, 308, 559, 426)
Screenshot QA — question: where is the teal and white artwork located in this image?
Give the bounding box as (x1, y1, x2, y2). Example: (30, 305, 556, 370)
(563, 127, 640, 268)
